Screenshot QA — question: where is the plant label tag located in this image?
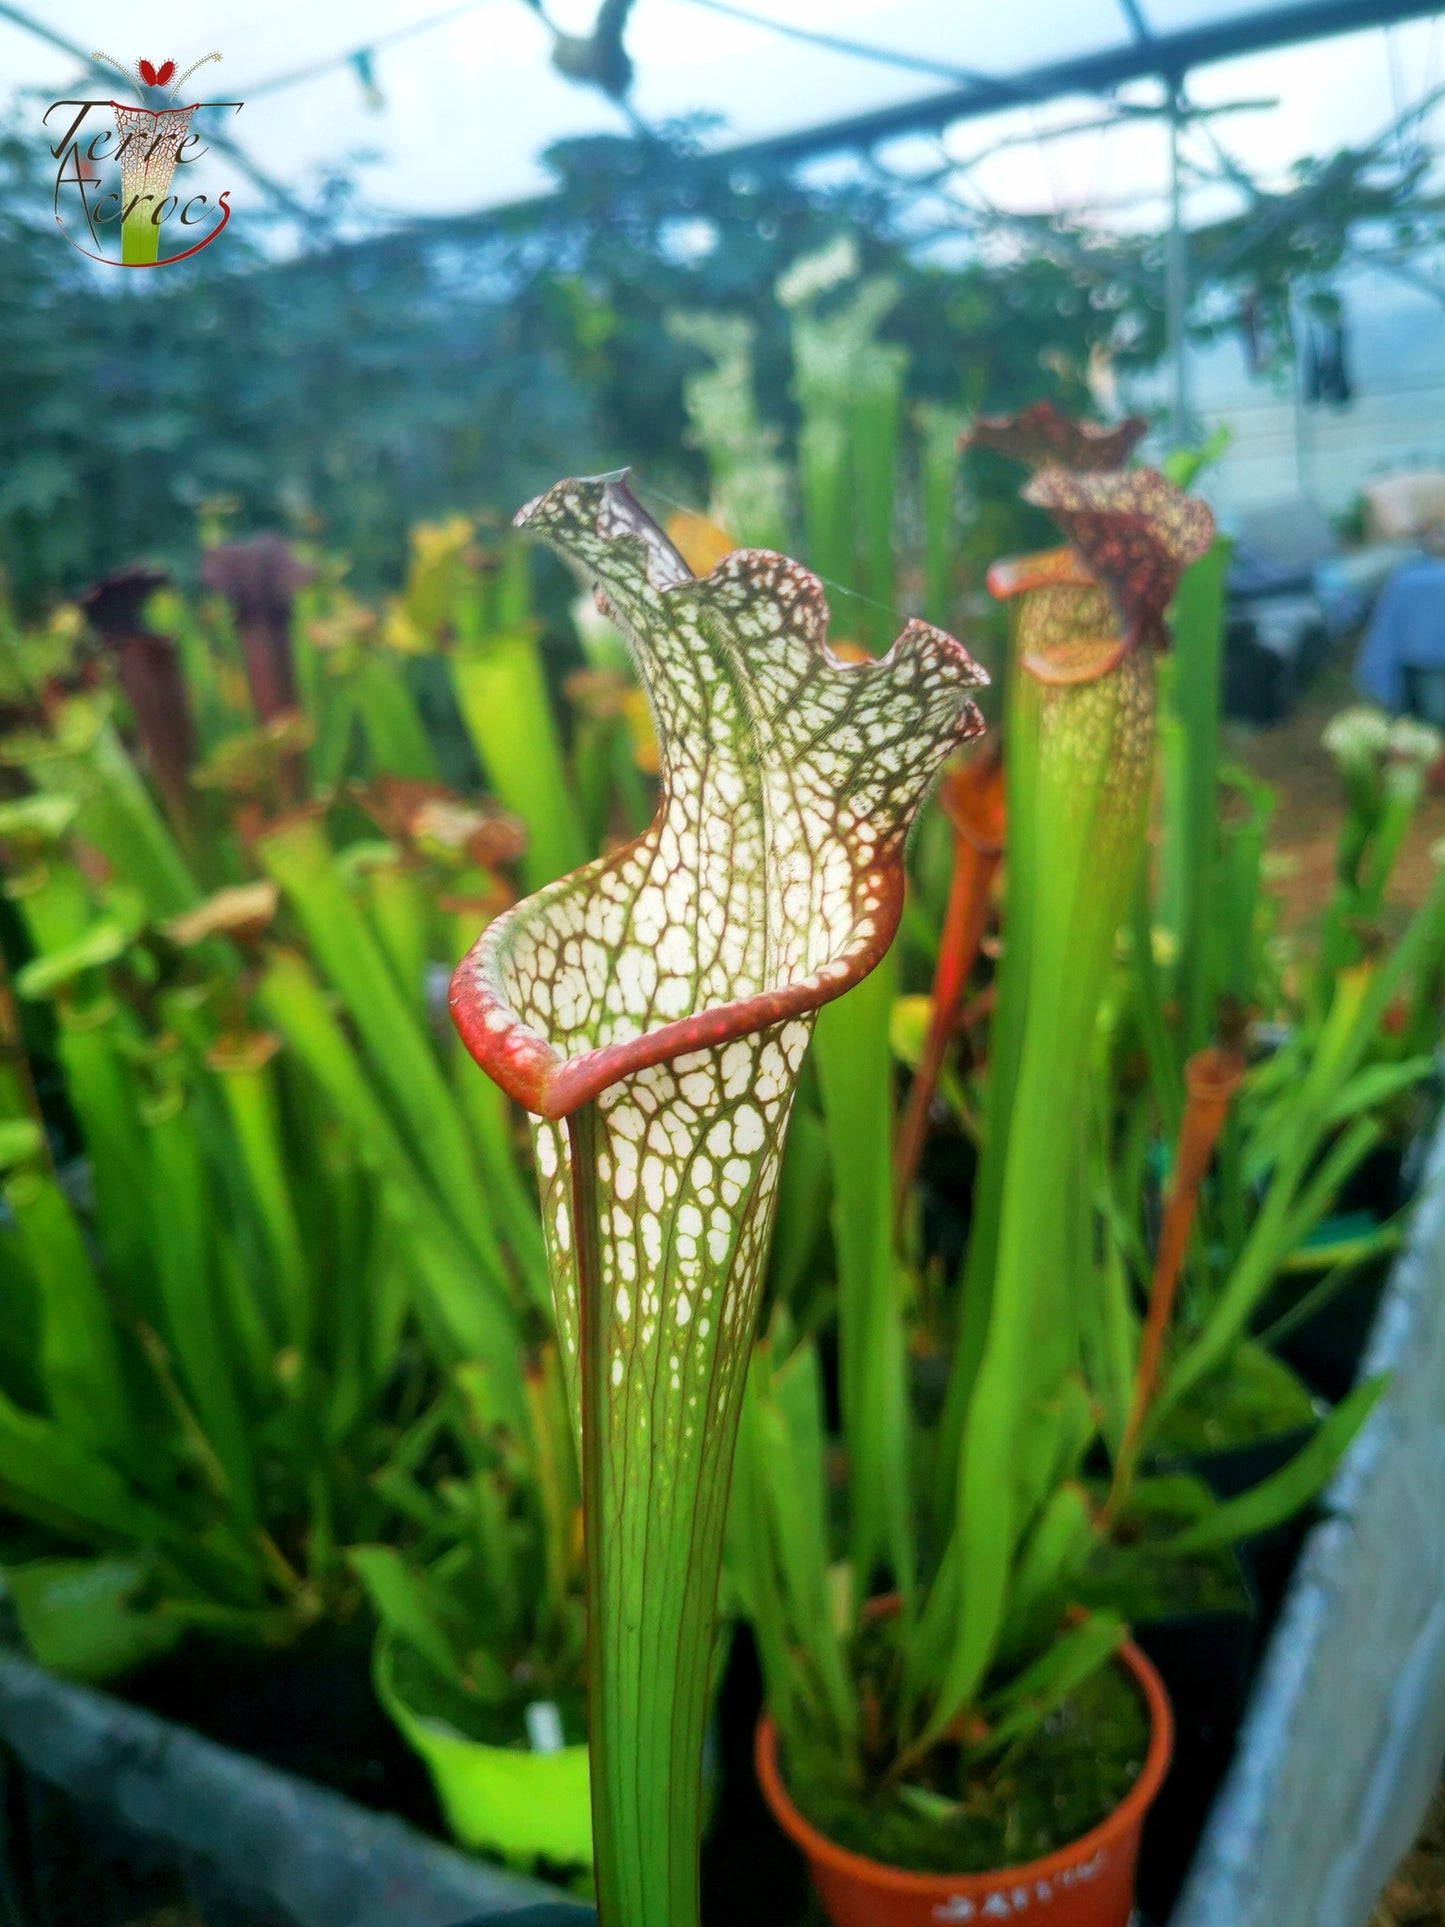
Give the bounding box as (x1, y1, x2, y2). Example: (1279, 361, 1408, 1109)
(525, 1699, 565, 1754)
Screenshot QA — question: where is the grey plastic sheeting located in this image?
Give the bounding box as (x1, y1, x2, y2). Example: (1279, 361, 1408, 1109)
(1170, 1115, 1445, 1927)
(0, 1648, 583, 1927)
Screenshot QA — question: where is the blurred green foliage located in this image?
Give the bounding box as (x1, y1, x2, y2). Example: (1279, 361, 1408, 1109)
(0, 529, 595, 1700)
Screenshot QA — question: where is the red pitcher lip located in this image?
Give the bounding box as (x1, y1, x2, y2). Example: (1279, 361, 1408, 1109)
(755, 1638, 1173, 1901)
(450, 863, 905, 1120)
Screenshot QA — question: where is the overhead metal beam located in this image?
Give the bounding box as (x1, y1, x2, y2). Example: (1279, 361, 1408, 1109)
(710, 0, 1442, 163)
(1165, 90, 1191, 446)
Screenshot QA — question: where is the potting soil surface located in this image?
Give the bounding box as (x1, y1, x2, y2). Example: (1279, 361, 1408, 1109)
(782, 1659, 1151, 1876)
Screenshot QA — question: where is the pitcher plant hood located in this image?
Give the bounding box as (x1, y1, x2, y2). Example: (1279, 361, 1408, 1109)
(967, 399, 1149, 473)
(986, 470, 1214, 685)
(450, 472, 987, 1121)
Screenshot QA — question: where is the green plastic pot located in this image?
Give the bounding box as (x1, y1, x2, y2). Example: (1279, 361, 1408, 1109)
(375, 1635, 592, 1870)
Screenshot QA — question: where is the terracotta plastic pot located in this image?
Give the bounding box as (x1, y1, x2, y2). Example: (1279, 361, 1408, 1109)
(755, 1639, 1172, 1927)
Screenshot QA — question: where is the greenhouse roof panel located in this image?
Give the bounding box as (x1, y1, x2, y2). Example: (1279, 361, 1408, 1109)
(0, 0, 1437, 223)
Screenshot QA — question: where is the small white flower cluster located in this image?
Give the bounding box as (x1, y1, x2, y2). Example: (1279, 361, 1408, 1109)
(1321, 704, 1443, 775)
(1321, 705, 1392, 770)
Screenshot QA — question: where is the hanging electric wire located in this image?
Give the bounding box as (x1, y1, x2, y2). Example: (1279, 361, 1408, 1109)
(241, 0, 490, 99)
(243, 0, 645, 123)
(669, 0, 1018, 94)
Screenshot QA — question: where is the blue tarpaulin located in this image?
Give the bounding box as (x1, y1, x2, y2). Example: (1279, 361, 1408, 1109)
(1353, 558, 1445, 710)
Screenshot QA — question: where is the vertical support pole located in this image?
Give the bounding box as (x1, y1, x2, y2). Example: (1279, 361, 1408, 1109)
(1290, 286, 1312, 497)
(1166, 83, 1191, 450)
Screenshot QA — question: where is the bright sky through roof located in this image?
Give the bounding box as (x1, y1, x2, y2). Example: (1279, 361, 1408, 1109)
(1, 1, 1440, 230)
